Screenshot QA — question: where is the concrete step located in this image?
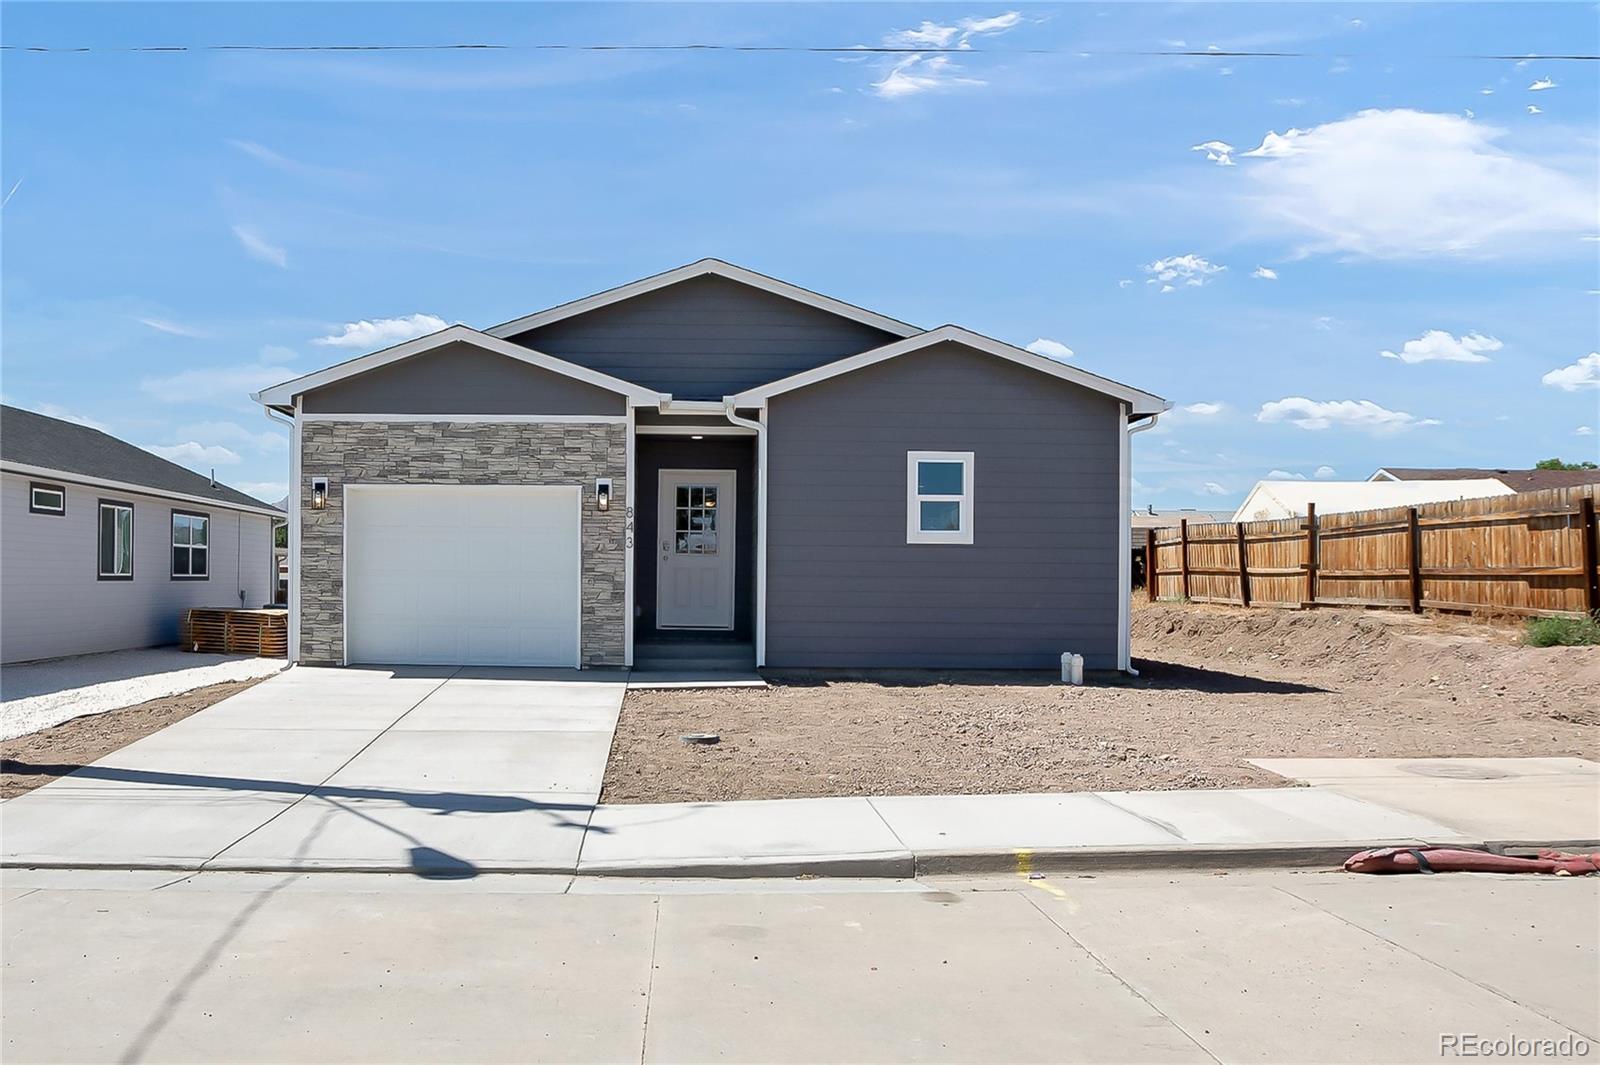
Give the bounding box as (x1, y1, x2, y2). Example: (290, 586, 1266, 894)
(634, 642, 755, 672)
(634, 655, 756, 671)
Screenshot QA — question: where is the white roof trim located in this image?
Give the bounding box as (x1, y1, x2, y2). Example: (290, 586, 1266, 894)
(253, 324, 663, 409)
(1, 461, 282, 517)
(726, 325, 1171, 415)
(482, 258, 922, 341)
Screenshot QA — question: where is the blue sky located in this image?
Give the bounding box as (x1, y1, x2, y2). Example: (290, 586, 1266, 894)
(3, 2, 1597, 507)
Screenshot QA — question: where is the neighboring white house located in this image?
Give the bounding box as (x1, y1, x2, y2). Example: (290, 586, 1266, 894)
(1, 405, 281, 664)
(1231, 479, 1514, 523)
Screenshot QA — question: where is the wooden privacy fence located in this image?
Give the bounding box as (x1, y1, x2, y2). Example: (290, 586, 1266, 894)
(1147, 484, 1600, 619)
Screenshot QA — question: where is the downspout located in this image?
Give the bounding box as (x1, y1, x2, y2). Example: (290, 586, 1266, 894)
(1120, 410, 1164, 676)
(724, 401, 766, 667)
(264, 403, 298, 663)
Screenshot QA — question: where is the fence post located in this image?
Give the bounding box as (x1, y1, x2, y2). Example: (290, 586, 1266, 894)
(1146, 528, 1158, 602)
(1407, 506, 1422, 613)
(1235, 522, 1251, 607)
(1178, 519, 1191, 600)
(1303, 502, 1318, 608)
(1582, 495, 1599, 615)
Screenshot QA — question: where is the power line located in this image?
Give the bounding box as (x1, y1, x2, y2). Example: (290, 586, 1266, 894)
(1, 42, 1595, 59)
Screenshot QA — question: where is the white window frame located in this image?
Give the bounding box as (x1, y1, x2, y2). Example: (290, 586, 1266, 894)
(97, 500, 135, 580)
(29, 482, 65, 515)
(906, 450, 974, 545)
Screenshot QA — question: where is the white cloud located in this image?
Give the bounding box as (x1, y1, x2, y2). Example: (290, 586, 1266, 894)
(232, 225, 287, 268)
(1191, 140, 1235, 166)
(234, 481, 288, 502)
(871, 12, 1020, 98)
(1576, 426, 1594, 436)
(311, 313, 448, 350)
(1232, 109, 1595, 258)
(137, 316, 209, 338)
(1480, 87, 1495, 95)
(21, 402, 107, 431)
(1251, 266, 1278, 280)
(1117, 279, 1132, 288)
(1257, 396, 1441, 433)
(1183, 402, 1223, 416)
(140, 361, 294, 405)
(1266, 469, 1307, 480)
(1379, 330, 1501, 364)
(1025, 337, 1074, 361)
(1527, 105, 1542, 115)
(259, 344, 297, 363)
(1314, 465, 1338, 478)
(884, 12, 1022, 49)
(1312, 315, 1336, 331)
(1144, 254, 1225, 290)
(145, 441, 242, 467)
(1528, 78, 1556, 91)
(176, 420, 287, 454)
(228, 139, 360, 182)
(1541, 352, 1600, 392)
(871, 54, 985, 98)
(1201, 481, 1229, 496)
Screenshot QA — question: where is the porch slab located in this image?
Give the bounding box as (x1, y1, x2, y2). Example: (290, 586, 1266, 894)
(625, 671, 767, 689)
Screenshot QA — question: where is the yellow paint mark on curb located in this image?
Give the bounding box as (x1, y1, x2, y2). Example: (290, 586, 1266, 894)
(1015, 849, 1077, 908)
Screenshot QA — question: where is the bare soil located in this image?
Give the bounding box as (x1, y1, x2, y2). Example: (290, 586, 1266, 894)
(0, 677, 270, 798)
(601, 602, 1599, 803)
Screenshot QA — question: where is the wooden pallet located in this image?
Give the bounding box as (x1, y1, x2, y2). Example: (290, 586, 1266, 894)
(180, 608, 289, 658)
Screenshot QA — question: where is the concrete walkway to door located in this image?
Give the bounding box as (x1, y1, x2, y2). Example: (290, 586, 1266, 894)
(0, 666, 626, 876)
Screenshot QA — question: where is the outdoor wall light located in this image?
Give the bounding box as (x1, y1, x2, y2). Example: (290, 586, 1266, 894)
(595, 478, 613, 512)
(310, 477, 328, 510)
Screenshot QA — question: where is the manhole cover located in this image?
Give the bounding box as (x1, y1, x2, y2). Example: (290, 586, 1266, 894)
(1402, 761, 1510, 780)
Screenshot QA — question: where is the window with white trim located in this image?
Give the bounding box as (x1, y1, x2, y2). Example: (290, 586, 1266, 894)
(171, 510, 209, 580)
(906, 451, 974, 544)
(29, 482, 65, 515)
(98, 500, 134, 579)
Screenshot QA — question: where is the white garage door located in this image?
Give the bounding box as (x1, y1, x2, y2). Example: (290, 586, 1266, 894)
(345, 485, 581, 667)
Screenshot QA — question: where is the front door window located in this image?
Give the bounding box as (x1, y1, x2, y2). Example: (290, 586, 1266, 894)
(674, 484, 719, 555)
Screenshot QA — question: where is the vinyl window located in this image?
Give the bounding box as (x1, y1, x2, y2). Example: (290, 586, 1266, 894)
(98, 500, 134, 579)
(29, 482, 65, 515)
(171, 510, 209, 580)
(906, 451, 974, 545)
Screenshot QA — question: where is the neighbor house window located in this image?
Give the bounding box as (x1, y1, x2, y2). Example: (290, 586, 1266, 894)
(98, 500, 134, 580)
(906, 451, 974, 545)
(171, 510, 209, 580)
(29, 482, 65, 515)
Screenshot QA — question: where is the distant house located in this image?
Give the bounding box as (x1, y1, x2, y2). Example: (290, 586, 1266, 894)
(1129, 508, 1230, 588)
(1231, 478, 1513, 523)
(0, 406, 281, 663)
(1370, 467, 1600, 492)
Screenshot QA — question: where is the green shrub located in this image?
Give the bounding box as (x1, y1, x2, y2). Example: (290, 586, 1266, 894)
(1525, 614, 1600, 647)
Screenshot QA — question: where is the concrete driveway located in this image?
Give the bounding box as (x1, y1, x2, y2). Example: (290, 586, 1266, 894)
(0, 666, 626, 875)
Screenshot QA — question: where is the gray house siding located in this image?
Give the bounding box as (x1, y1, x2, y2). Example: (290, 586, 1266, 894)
(634, 436, 757, 639)
(300, 342, 625, 416)
(0, 473, 275, 664)
(505, 276, 900, 399)
(764, 342, 1122, 670)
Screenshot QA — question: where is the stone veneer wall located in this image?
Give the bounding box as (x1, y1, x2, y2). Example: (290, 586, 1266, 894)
(298, 420, 627, 667)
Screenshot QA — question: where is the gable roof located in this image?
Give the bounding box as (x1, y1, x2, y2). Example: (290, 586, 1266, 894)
(483, 258, 922, 342)
(726, 325, 1170, 416)
(0, 405, 281, 514)
(1371, 466, 1600, 492)
(253, 324, 662, 410)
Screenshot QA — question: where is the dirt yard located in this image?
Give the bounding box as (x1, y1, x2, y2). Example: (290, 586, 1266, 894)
(601, 602, 1598, 803)
(0, 677, 270, 798)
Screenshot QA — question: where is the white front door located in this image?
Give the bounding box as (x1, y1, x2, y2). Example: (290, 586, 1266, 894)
(657, 469, 736, 629)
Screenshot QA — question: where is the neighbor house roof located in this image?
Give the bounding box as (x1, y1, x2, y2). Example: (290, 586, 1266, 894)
(1233, 478, 1513, 523)
(0, 405, 281, 514)
(726, 325, 1171, 417)
(253, 324, 663, 410)
(483, 258, 923, 341)
(1130, 508, 1231, 531)
(1370, 467, 1600, 492)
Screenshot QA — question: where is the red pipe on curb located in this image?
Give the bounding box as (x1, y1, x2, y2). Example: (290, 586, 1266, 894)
(1344, 846, 1600, 876)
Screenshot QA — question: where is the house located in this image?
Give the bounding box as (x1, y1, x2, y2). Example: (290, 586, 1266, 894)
(1369, 467, 1600, 492)
(1231, 478, 1513, 523)
(0, 405, 281, 664)
(255, 259, 1169, 672)
(1129, 508, 1230, 588)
